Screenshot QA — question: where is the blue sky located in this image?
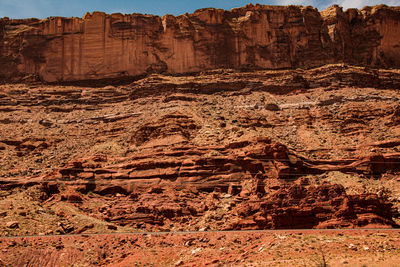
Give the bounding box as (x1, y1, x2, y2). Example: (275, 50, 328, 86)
(0, 0, 398, 19)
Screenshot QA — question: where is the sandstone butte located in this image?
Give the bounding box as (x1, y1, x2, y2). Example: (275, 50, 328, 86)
(0, 4, 399, 82)
(1, 3, 400, 267)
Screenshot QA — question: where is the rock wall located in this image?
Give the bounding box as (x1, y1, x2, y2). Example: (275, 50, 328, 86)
(4, 138, 398, 230)
(0, 4, 400, 82)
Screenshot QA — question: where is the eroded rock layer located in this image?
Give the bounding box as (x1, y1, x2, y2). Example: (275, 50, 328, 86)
(0, 4, 400, 82)
(1, 65, 400, 235)
(34, 139, 399, 230)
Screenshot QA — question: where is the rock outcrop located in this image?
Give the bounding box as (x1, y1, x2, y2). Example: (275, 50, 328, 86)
(0, 4, 399, 82)
(2, 138, 399, 230)
(1, 64, 400, 234)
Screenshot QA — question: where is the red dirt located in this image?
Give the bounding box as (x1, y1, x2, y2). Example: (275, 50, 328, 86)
(1, 230, 400, 266)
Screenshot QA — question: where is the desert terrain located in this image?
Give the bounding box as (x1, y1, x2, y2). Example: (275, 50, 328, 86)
(0, 3, 400, 267)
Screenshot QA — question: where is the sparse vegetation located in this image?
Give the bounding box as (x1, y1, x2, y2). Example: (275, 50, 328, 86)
(311, 247, 329, 267)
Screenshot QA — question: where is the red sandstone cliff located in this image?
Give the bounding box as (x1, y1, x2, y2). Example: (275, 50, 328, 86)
(0, 4, 399, 82)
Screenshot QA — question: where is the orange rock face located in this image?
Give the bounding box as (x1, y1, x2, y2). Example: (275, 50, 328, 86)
(0, 4, 400, 82)
(1, 65, 400, 233)
(33, 139, 398, 231)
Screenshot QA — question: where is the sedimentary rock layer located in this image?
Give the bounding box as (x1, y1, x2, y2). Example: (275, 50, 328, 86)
(1, 65, 400, 234)
(0, 4, 399, 82)
(2, 138, 398, 230)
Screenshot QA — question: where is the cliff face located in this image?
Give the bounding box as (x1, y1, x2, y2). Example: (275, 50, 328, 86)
(0, 4, 399, 82)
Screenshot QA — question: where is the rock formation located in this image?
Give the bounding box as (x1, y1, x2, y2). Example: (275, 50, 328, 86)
(34, 139, 399, 230)
(1, 4, 400, 266)
(1, 64, 400, 233)
(0, 4, 400, 82)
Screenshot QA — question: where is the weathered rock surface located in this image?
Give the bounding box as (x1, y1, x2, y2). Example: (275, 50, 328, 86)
(0, 4, 400, 82)
(2, 137, 398, 231)
(39, 139, 400, 230)
(1, 64, 400, 235)
(1, 4, 400, 266)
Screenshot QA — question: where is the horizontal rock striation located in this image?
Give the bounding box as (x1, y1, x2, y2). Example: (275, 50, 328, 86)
(0, 4, 400, 82)
(41, 139, 400, 230)
(2, 138, 399, 230)
(1, 65, 400, 234)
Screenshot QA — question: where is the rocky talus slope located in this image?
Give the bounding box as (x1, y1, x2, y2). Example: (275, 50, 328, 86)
(0, 64, 400, 236)
(0, 5, 400, 82)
